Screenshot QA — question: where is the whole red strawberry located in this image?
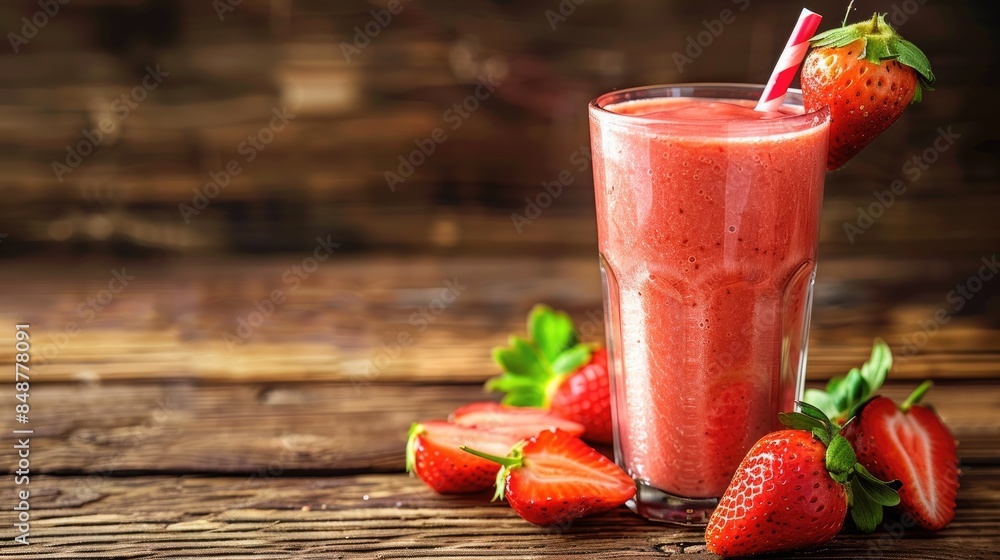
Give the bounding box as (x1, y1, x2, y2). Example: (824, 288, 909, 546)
(801, 13, 935, 170)
(706, 404, 899, 557)
(463, 429, 634, 526)
(486, 305, 613, 443)
(406, 421, 521, 494)
(844, 381, 959, 530)
(548, 348, 611, 442)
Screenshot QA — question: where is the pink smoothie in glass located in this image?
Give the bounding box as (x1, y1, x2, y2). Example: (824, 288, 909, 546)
(590, 94, 829, 499)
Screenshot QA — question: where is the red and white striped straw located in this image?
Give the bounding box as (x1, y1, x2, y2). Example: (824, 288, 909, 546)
(755, 8, 823, 112)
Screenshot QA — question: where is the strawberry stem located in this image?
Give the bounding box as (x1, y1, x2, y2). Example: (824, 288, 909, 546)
(461, 446, 522, 468)
(842, 0, 855, 27)
(464, 443, 526, 502)
(900, 380, 933, 412)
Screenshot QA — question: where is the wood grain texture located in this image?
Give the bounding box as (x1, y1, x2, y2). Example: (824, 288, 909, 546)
(0, 471, 996, 559)
(0, 256, 996, 384)
(1, 381, 996, 475)
(0, 1, 994, 556)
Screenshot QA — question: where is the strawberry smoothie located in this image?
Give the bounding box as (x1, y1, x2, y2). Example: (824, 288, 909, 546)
(588, 85, 829, 522)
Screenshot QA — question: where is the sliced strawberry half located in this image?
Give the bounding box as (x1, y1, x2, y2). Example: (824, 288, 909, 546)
(463, 429, 635, 526)
(804, 341, 959, 531)
(449, 401, 585, 437)
(844, 382, 959, 530)
(406, 421, 521, 494)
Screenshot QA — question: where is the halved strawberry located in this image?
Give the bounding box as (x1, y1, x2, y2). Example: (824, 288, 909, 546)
(463, 429, 635, 526)
(406, 421, 521, 494)
(804, 342, 960, 531)
(449, 401, 585, 437)
(843, 382, 960, 530)
(801, 12, 935, 170)
(486, 305, 613, 443)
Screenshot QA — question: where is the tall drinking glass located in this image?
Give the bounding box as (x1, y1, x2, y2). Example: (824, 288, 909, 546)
(588, 84, 830, 524)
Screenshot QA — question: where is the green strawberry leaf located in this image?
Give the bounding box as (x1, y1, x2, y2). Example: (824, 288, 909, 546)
(859, 339, 892, 392)
(824, 374, 845, 395)
(777, 411, 826, 433)
(804, 389, 840, 420)
(551, 344, 592, 374)
(836, 369, 870, 413)
(812, 426, 832, 446)
(804, 339, 895, 425)
(486, 373, 547, 406)
(854, 464, 902, 506)
(799, 401, 833, 423)
(810, 26, 865, 48)
(847, 461, 899, 533)
(819, 423, 900, 535)
(528, 305, 577, 363)
(486, 306, 595, 408)
(892, 38, 936, 86)
(781, 403, 839, 445)
(849, 480, 884, 533)
(492, 337, 548, 379)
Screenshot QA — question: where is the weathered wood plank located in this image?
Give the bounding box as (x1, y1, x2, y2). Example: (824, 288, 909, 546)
(1, 382, 996, 475)
(3, 201, 1000, 260)
(0, 257, 996, 384)
(0, 471, 996, 558)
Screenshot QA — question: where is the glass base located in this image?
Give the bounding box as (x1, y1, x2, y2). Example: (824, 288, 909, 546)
(628, 481, 719, 526)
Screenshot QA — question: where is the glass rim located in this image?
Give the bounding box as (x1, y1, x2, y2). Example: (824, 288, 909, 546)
(589, 83, 829, 133)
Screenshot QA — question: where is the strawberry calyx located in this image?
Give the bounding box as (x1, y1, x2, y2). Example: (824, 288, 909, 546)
(405, 422, 423, 475)
(462, 441, 528, 502)
(804, 338, 892, 424)
(779, 402, 901, 532)
(486, 305, 594, 408)
(810, 12, 935, 102)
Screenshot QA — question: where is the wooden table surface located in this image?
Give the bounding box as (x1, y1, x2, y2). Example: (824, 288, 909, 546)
(1, 256, 998, 559)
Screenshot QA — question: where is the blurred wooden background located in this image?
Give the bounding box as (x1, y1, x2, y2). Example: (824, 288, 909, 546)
(0, 0, 995, 256)
(0, 0, 997, 381)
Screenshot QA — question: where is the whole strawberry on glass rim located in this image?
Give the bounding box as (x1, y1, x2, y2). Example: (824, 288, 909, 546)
(801, 8, 935, 170)
(486, 305, 613, 444)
